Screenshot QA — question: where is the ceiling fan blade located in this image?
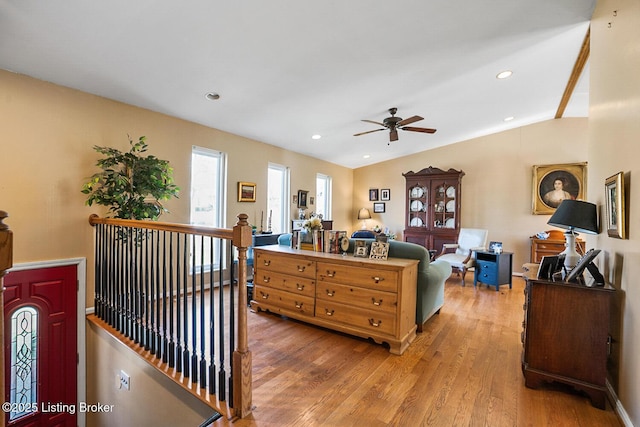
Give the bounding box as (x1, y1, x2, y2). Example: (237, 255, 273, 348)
(401, 126, 437, 134)
(361, 119, 386, 126)
(354, 128, 385, 137)
(397, 115, 423, 126)
(390, 128, 399, 142)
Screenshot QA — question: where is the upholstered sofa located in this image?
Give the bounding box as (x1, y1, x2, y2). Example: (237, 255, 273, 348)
(276, 234, 451, 332)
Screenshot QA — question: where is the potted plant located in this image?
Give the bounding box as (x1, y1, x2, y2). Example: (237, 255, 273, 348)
(82, 135, 179, 219)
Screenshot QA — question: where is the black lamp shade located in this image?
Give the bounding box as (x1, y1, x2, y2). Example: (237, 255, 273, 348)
(547, 200, 598, 234)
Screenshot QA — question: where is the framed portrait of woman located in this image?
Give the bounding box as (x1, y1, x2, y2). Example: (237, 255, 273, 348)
(532, 162, 587, 215)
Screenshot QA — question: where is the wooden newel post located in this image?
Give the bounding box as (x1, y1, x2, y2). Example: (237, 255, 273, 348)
(232, 213, 253, 418)
(0, 211, 14, 427)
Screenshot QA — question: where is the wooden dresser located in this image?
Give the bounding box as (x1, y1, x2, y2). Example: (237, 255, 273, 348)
(529, 230, 585, 263)
(522, 278, 614, 408)
(251, 245, 418, 355)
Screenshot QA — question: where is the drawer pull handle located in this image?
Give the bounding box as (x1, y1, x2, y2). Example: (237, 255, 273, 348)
(326, 270, 336, 278)
(297, 265, 306, 272)
(263, 260, 271, 266)
(295, 302, 303, 309)
(296, 283, 305, 291)
(260, 291, 269, 299)
(369, 319, 382, 327)
(372, 298, 383, 306)
(262, 276, 271, 283)
(372, 276, 384, 283)
(326, 290, 335, 297)
(325, 309, 334, 316)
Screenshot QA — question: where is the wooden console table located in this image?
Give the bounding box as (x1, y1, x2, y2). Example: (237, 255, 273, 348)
(522, 278, 614, 408)
(251, 245, 418, 355)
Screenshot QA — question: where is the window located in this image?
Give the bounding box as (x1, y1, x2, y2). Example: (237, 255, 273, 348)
(190, 146, 227, 269)
(10, 306, 38, 421)
(316, 173, 332, 219)
(267, 163, 290, 233)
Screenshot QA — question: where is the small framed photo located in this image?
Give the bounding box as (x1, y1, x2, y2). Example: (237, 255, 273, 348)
(369, 189, 379, 201)
(238, 182, 256, 202)
(369, 241, 389, 260)
(380, 189, 390, 201)
(297, 190, 308, 208)
(605, 171, 626, 239)
(354, 240, 368, 257)
(373, 202, 385, 213)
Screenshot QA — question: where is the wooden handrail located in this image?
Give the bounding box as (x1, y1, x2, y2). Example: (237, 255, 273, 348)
(0, 210, 13, 427)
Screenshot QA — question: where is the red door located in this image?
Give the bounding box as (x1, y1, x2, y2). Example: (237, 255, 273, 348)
(4, 265, 77, 427)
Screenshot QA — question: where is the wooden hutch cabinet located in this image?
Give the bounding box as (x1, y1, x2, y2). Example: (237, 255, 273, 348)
(403, 167, 464, 251)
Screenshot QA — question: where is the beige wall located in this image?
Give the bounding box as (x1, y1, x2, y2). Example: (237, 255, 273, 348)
(590, 0, 640, 424)
(353, 118, 589, 271)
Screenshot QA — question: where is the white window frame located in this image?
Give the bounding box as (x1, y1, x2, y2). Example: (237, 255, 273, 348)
(316, 173, 332, 220)
(267, 163, 290, 233)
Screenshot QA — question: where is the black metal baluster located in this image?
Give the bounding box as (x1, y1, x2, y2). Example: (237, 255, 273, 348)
(191, 236, 202, 383)
(143, 229, 151, 351)
(162, 230, 169, 363)
(149, 230, 157, 355)
(155, 229, 163, 361)
(117, 226, 125, 334)
(175, 233, 184, 373)
(94, 223, 102, 318)
(168, 231, 175, 368)
(218, 238, 226, 401)
(228, 240, 235, 406)
(106, 224, 115, 326)
(208, 237, 217, 395)
(182, 236, 193, 378)
(199, 235, 207, 388)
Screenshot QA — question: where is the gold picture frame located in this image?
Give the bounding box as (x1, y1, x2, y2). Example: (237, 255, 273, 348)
(238, 182, 256, 202)
(605, 171, 626, 239)
(532, 162, 587, 215)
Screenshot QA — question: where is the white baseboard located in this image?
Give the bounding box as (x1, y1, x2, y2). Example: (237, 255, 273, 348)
(607, 380, 634, 427)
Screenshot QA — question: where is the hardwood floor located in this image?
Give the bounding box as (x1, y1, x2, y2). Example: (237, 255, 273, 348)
(216, 276, 621, 426)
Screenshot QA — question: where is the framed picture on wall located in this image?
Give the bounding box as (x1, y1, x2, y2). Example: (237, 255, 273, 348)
(238, 182, 256, 202)
(369, 188, 379, 201)
(532, 162, 587, 214)
(297, 190, 309, 208)
(380, 189, 390, 201)
(605, 171, 626, 239)
(373, 202, 385, 213)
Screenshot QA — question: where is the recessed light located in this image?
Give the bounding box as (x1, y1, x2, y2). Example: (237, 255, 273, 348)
(504, 116, 515, 122)
(311, 134, 321, 140)
(363, 154, 371, 159)
(496, 70, 513, 79)
(205, 92, 220, 101)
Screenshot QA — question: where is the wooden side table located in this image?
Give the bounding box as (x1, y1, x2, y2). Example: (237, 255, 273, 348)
(474, 251, 513, 291)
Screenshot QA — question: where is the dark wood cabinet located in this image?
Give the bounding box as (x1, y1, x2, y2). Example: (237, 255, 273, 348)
(522, 278, 614, 409)
(403, 167, 464, 251)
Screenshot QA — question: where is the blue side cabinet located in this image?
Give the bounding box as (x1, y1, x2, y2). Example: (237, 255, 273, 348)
(474, 251, 513, 291)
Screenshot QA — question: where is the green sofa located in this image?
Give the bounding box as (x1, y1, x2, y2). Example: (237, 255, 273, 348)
(277, 234, 451, 332)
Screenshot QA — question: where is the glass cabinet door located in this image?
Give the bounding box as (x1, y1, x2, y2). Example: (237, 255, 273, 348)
(431, 181, 457, 229)
(407, 184, 428, 228)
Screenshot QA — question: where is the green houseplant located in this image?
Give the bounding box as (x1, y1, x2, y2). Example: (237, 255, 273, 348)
(82, 135, 179, 220)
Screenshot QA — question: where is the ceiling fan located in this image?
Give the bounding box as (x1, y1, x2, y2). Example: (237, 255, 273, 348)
(354, 107, 437, 143)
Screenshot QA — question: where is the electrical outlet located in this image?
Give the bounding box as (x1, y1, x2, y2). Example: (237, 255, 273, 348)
(119, 370, 130, 391)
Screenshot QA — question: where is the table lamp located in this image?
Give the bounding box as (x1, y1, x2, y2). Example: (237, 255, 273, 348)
(547, 199, 598, 270)
(357, 208, 371, 229)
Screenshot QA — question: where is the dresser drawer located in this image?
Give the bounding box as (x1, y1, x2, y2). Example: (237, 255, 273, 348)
(255, 251, 316, 278)
(316, 282, 397, 314)
(253, 269, 315, 297)
(253, 284, 315, 316)
(317, 262, 398, 292)
(316, 300, 396, 336)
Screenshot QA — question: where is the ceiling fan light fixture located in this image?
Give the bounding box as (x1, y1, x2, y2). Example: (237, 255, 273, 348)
(496, 70, 513, 79)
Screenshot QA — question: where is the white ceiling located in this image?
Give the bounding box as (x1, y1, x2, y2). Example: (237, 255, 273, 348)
(0, 0, 594, 168)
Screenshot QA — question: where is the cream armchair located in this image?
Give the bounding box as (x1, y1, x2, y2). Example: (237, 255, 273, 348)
(436, 228, 489, 283)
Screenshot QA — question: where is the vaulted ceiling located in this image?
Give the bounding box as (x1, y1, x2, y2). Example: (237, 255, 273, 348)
(0, 0, 595, 168)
